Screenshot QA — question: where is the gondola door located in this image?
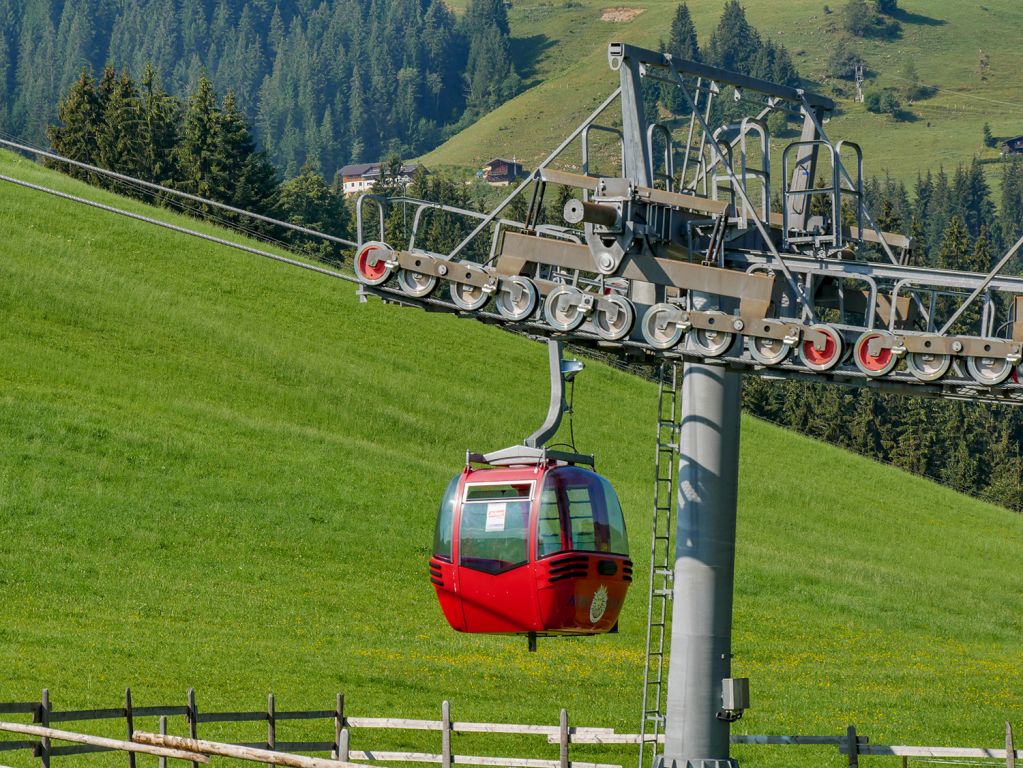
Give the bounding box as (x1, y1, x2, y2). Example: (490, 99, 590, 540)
(453, 474, 541, 633)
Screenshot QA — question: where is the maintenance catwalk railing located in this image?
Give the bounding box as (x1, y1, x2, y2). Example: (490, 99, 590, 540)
(0, 692, 1018, 768)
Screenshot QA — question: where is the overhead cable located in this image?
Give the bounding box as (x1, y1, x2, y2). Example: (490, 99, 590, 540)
(0, 173, 356, 284)
(0, 137, 359, 249)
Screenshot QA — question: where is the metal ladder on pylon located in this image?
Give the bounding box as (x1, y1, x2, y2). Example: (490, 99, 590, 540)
(638, 363, 682, 768)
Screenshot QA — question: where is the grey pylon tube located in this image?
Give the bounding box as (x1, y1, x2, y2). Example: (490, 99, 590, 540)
(661, 362, 742, 768)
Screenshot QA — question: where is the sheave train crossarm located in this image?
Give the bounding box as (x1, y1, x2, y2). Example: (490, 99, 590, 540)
(355, 43, 1023, 405)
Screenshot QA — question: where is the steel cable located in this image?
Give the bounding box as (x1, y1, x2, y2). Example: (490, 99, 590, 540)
(0, 173, 357, 284)
(0, 136, 358, 248)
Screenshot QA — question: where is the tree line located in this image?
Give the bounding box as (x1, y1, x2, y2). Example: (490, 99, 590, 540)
(48, 65, 351, 262)
(650, 1, 801, 132)
(0, 0, 519, 180)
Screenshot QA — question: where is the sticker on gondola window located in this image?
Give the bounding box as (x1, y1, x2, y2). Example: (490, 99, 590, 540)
(485, 503, 507, 532)
(589, 585, 609, 623)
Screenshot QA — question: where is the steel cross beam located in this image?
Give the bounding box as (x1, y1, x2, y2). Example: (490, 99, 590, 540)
(607, 42, 835, 111)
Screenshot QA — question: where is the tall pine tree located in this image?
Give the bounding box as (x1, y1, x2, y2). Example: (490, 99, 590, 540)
(660, 3, 700, 114)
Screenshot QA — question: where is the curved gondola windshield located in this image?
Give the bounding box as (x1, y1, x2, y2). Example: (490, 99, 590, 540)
(433, 474, 460, 560)
(539, 467, 627, 557)
(459, 481, 533, 574)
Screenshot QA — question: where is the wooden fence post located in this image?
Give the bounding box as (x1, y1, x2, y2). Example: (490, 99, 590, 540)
(1007, 721, 1016, 768)
(39, 689, 51, 768)
(559, 709, 569, 768)
(125, 688, 136, 768)
(441, 701, 451, 768)
(187, 689, 199, 768)
(267, 694, 276, 768)
(333, 695, 344, 761)
(158, 716, 168, 768)
(338, 728, 350, 762)
(846, 725, 858, 768)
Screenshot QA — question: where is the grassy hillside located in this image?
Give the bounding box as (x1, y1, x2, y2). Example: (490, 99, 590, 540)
(422, 0, 1023, 186)
(1, 151, 1022, 768)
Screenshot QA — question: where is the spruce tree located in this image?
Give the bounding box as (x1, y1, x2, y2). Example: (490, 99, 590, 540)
(1000, 156, 1023, 249)
(138, 63, 180, 184)
(937, 215, 971, 271)
(348, 67, 367, 162)
(705, 1, 762, 74)
(660, 3, 700, 114)
(940, 433, 978, 494)
(218, 89, 278, 215)
(46, 69, 103, 180)
(887, 398, 933, 477)
(924, 166, 950, 257)
(969, 227, 993, 273)
(176, 74, 222, 200)
(97, 70, 144, 178)
(982, 429, 1023, 511)
(277, 162, 349, 263)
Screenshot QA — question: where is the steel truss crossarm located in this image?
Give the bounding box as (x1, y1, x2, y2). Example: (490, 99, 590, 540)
(608, 42, 834, 111)
(939, 233, 1023, 335)
(445, 87, 622, 262)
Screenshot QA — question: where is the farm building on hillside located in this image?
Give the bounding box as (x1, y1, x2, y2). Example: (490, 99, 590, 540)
(480, 158, 525, 185)
(340, 162, 421, 196)
(1001, 136, 1023, 155)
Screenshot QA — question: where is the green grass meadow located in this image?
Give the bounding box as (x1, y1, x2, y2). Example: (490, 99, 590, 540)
(0, 152, 1022, 768)
(421, 0, 1023, 189)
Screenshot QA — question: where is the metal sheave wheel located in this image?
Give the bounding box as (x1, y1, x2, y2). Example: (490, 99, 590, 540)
(853, 330, 898, 377)
(747, 335, 791, 366)
(966, 354, 1013, 386)
(543, 286, 588, 332)
(354, 241, 393, 286)
(495, 276, 539, 321)
(449, 280, 489, 311)
(396, 268, 438, 298)
(641, 303, 686, 350)
(906, 352, 952, 382)
(688, 311, 735, 358)
(799, 324, 844, 372)
(593, 295, 635, 341)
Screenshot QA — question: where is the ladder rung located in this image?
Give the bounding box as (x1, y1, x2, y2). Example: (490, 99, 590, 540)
(644, 377, 682, 741)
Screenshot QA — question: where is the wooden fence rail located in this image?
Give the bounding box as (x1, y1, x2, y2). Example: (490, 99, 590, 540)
(556, 723, 1021, 768)
(0, 723, 207, 763)
(0, 692, 1016, 768)
(0, 691, 619, 768)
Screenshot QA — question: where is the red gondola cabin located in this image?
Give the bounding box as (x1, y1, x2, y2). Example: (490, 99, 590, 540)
(429, 460, 632, 637)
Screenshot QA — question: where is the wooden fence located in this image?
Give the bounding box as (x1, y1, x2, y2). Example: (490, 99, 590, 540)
(0, 691, 1018, 768)
(561, 723, 1022, 768)
(0, 690, 621, 768)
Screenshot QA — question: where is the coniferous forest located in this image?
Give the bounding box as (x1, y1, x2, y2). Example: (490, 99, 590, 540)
(0, 0, 519, 178)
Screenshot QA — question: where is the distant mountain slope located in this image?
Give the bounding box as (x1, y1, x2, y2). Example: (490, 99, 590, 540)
(0, 151, 1021, 768)
(422, 0, 1023, 184)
